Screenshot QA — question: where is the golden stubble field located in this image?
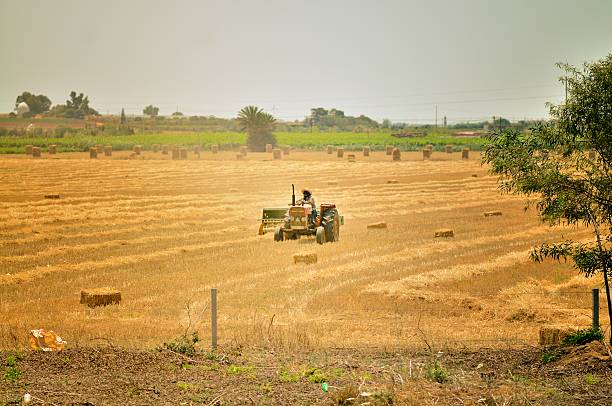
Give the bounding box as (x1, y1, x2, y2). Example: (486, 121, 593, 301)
(0, 150, 600, 351)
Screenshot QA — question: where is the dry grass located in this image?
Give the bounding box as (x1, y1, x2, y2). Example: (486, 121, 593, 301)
(0, 150, 600, 351)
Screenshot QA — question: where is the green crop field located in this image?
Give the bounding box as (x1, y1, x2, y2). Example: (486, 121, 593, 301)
(0, 131, 486, 154)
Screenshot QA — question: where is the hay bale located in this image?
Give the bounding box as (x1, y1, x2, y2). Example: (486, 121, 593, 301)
(44, 194, 61, 199)
(426, 144, 433, 150)
(211, 144, 219, 154)
(193, 145, 201, 154)
(272, 148, 282, 159)
(422, 148, 432, 160)
(265, 144, 273, 153)
(282, 146, 291, 155)
(363, 146, 370, 156)
(462, 148, 470, 159)
(367, 222, 387, 229)
(385, 146, 393, 155)
(484, 211, 502, 217)
(25, 144, 33, 155)
(133, 145, 142, 155)
(239, 146, 247, 156)
(236, 153, 244, 160)
(95, 144, 103, 154)
(538, 327, 574, 346)
(337, 148, 344, 158)
(293, 252, 317, 265)
(171, 147, 180, 160)
(162, 145, 169, 155)
(31, 147, 41, 158)
(327, 145, 333, 154)
(49, 144, 57, 154)
(179, 148, 188, 160)
(392, 148, 401, 161)
(347, 153, 356, 162)
(103, 145, 112, 157)
(434, 229, 454, 238)
(89, 147, 97, 159)
(445, 144, 453, 153)
(80, 288, 121, 308)
(387, 180, 399, 184)
(152, 144, 159, 153)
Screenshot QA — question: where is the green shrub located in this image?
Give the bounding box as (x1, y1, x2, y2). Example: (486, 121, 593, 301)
(246, 131, 277, 152)
(161, 332, 200, 356)
(563, 328, 603, 346)
(425, 359, 448, 383)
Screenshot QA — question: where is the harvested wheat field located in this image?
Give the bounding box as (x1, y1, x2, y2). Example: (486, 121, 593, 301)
(0, 150, 603, 351)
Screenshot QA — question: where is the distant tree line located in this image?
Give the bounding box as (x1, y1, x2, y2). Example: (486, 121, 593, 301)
(14, 90, 98, 119)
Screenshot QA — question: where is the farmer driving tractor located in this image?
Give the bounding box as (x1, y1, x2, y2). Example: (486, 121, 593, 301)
(296, 189, 317, 224)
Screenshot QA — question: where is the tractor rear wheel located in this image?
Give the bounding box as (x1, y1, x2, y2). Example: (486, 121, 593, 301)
(315, 226, 325, 245)
(274, 226, 284, 242)
(325, 209, 340, 242)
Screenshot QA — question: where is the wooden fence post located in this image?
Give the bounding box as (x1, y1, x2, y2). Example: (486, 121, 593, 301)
(211, 288, 218, 349)
(592, 288, 599, 330)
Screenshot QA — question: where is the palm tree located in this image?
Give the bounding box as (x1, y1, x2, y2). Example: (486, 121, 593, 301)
(237, 106, 277, 151)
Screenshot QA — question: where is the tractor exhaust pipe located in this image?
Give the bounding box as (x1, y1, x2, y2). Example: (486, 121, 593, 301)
(291, 184, 295, 206)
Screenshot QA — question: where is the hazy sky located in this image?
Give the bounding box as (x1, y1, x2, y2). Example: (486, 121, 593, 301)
(1, 0, 611, 123)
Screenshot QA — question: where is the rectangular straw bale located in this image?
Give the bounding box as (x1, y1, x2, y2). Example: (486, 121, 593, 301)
(363, 146, 370, 156)
(152, 144, 159, 153)
(392, 148, 401, 161)
(327, 145, 333, 154)
(282, 146, 290, 155)
(89, 147, 97, 159)
(171, 147, 180, 160)
(193, 145, 201, 154)
(385, 146, 393, 155)
(162, 145, 169, 155)
(337, 148, 344, 158)
(49, 144, 57, 154)
(347, 154, 356, 162)
(293, 252, 317, 264)
(239, 146, 247, 155)
(484, 211, 502, 217)
(80, 288, 121, 308)
(445, 144, 453, 153)
(462, 148, 470, 159)
(133, 145, 142, 155)
(272, 148, 282, 159)
(422, 148, 432, 160)
(434, 229, 454, 238)
(211, 144, 219, 154)
(25, 144, 33, 155)
(44, 194, 61, 199)
(538, 327, 574, 346)
(265, 144, 273, 153)
(179, 148, 188, 160)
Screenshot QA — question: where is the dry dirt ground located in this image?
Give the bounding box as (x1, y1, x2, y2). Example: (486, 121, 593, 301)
(0, 150, 610, 403)
(1, 343, 611, 405)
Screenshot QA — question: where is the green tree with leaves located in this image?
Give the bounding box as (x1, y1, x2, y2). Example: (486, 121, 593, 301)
(483, 54, 612, 343)
(143, 105, 159, 117)
(49, 91, 98, 118)
(237, 106, 276, 151)
(15, 91, 52, 115)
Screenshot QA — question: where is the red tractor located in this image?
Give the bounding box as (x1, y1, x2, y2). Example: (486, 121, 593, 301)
(260, 185, 342, 244)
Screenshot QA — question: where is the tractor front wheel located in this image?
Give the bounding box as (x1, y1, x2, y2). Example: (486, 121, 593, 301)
(316, 226, 326, 245)
(274, 226, 284, 242)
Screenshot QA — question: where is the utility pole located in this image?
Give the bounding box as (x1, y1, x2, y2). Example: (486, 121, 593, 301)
(435, 105, 438, 128)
